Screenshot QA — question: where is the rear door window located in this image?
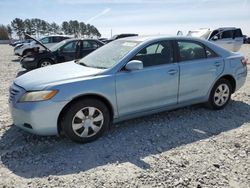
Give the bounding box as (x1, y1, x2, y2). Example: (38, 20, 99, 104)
(205, 47, 219, 58)
(178, 41, 206, 61)
(221, 30, 233, 39)
(40, 37, 50, 44)
(234, 29, 243, 38)
(62, 41, 78, 52)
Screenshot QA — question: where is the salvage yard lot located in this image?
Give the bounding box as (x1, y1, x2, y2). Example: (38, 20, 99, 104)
(0, 44, 250, 187)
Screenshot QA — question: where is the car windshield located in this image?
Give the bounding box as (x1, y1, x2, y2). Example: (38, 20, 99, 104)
(49, 40, 68, 51)
(78, 40, 140, 69)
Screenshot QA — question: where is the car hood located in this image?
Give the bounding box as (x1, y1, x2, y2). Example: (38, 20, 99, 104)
(14, 61, 104, 90)
(25, 34, 51, 52)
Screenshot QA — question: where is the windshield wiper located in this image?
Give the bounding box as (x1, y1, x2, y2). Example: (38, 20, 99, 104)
(77, 61, 107, 69)
(78, 61, 91, 67)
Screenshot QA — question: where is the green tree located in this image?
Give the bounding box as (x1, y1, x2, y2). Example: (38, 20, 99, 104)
(62, 21, 70, 35)
(6, 24, 12, 39)
(11, 18, 25, 39)
(0, 25, 9, 40)
(79, 22, 86, 36)
(91, 25, 101, 38)
(69, 20, 79, 37)
(24, 19, 35, 35)
(49, 22, 60, 34)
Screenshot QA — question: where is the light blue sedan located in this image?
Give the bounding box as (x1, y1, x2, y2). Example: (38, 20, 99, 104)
(9, 36, 247, 143)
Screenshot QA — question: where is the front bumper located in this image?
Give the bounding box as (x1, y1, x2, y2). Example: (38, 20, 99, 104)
(21, 59, 39, 70)
(9, 84, 68, 136)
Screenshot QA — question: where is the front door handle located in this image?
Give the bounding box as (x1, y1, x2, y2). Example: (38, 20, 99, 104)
(214, 62, 221, 67)
(168, 69, 178, 75)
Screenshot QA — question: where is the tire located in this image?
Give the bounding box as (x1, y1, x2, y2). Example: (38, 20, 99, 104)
(39, 59, 53, 68)
(22, 49, 33, 56)
(206, 78, 232, 110)
(61, 98, 110, 143)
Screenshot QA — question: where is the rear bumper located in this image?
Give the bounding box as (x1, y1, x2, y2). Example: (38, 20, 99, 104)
(235, 67, 247, 91)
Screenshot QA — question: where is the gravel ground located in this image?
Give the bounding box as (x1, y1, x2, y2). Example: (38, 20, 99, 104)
(0, 44, 250, 188)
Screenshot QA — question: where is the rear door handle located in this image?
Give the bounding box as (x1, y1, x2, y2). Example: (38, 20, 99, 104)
(168, 69, 178, 75)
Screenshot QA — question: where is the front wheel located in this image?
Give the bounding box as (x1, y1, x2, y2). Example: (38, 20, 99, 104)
(39, 59, 53, 68)
(61, 98, 110, 143)
(207, 79, 232, 110)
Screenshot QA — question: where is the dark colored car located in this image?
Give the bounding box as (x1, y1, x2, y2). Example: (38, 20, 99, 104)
(107, 33, 138, 43)
(99, 38, 108, 43)
(21, 38, 104, 70)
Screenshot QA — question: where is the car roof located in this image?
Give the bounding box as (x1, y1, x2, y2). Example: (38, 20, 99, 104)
(117, 35, 206, 42)
(61, 38, 104, 43)
(118, 35, 233, 57)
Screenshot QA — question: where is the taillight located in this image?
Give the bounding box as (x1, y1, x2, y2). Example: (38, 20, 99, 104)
(241, 58, 248, 66)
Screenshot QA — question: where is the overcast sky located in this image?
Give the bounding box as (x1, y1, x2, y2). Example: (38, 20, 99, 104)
(0, 0, 249, 38)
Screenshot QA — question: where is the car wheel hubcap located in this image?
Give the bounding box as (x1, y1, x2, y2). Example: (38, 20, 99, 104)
(214, 84, 230, 106)
(41, 61, 51, 67)
(72, 107, 104, 138)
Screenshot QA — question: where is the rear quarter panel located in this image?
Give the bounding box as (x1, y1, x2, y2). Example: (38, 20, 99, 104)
(222, 54, 247, 91)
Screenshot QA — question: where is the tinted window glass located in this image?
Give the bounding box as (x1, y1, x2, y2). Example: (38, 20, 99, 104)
(145, 44, 159, 54)
(89, 41, 99, 48)
(62, 41, 78, 52)
(83, 41, 93, 49)
(205, 47, 218, 58)
(178, 41, 206, 61)
(40, 37, 50, 44)
(132, 41, 173, 67)
(209, 30, 219, 39)
(52, 37, 59, 43)
(222, 30, 233, 39)
(234, 29, 243, 38)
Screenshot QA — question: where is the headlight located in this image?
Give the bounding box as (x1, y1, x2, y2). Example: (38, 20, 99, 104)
(19, 90, 58, 102)
(23, 57, 35, 61)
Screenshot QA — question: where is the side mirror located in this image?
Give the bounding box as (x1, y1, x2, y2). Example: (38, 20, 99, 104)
(212, 36, 219, 41)
(125, 60, 143, 71)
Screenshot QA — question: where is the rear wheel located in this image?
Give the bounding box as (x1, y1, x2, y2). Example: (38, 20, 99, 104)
(207, 78, 232, 110)
(61, 98, 110, 143)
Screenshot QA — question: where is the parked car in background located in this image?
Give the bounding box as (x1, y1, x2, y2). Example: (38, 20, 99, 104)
(21, 38, 104, 70)
(9, 39, 33, 47)
(14, 35, 71, 56)
(99, 38, 108, 43)
(243, 35, 250, 44)
(187, 27, 244, 52)
(107, 33, 138, 43)
(9, 36, 247, 143)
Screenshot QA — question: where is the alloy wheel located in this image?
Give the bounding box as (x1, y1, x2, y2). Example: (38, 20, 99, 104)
(213, 83, 230, 107)
(40, 61, 52, 67)
(71, 107, 104, 138)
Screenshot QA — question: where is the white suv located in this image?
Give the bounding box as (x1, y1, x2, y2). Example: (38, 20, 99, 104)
(187, 27, 244, 52)
(14, 35, 71, 56)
